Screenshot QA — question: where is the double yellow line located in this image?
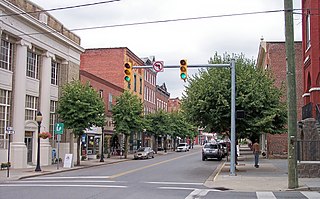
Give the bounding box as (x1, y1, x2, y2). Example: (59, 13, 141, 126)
(110, 151, 197, 179)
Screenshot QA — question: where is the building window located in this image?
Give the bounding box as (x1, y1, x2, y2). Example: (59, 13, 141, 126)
(25, 95, 38, 121)
(134, 74, 137, 92)
(99, 90, 103, 98)
(50, 100, 57, 134)
(26, 50, 40, 79)
(139, 78, 142, 94)
(306, 10, 311, 49)
(0, 38, 13, 71)
(108, 93, 113, 111)
(51, 61, 60, 85)
(0, 89, 11, 149)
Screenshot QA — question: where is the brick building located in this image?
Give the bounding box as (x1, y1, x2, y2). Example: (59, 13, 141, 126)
(301, 1, 320, 120)
(0, 0, 83, 168)
(168, 97, 181, 113)
(80, 70, 124, 158)
(80, 48, 144, 99)
(141, 57, 157, 115)
(256, 39, 303, 158)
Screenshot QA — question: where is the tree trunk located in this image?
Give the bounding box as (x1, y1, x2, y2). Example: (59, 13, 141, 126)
(124, 134, 129, 159)
(76, 135, 80, 166)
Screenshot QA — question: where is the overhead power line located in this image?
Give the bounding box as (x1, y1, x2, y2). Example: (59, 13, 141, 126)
(0, 0, 121, 17)
(17, 9, 300, 37)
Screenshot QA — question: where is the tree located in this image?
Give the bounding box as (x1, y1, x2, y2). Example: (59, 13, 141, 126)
(182, 52, 287, 141)
(167, 111, 196, 150)
(145, 110, 170, 153)
(57, 80, 105, 166)
(112, 90, 144, 158)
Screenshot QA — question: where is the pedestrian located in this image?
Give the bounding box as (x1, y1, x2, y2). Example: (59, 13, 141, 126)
(252, 139, 260, 168)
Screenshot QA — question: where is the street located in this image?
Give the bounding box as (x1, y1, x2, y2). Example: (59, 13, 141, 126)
(0, 147, 319, 199)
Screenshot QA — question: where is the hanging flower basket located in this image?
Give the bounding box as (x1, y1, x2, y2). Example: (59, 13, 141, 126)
(39, 132, 52, 139)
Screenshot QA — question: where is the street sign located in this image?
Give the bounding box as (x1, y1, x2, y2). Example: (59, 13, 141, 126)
(152, 61, 164, 72)
(54, 123, 64, 135)
(6, 127, 15, 134)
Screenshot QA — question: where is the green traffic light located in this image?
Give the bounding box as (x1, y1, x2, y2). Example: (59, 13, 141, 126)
(180, 73, 187, 79)
(124, 76, 131, 82)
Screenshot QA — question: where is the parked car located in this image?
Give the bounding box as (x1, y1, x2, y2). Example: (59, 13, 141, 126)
(202, 143, 223, 161)
(176, 143, 189, 152)
(134, 147, 155, 159)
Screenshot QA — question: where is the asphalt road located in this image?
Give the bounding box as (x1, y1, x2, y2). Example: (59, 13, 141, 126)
(0, 148, 318, 199)
(0, 147, 222, 199)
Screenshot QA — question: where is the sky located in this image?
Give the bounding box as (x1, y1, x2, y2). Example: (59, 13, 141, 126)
(31, 0, 302, 98)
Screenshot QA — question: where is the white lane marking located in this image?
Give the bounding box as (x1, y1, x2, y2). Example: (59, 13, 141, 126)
(31, 176, 110, 179)
(158, 187, 195, 190)
(301, 191, 320, 199)
(14, 180, 118, 183)
(0, 184, 126, 188)
(158, 187, 221, 192)
(145, 181, 203, 185)
(185, 189, 210, 199)
(256, 192, 276, 199)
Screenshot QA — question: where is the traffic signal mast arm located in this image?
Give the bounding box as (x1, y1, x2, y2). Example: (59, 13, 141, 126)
(132, 63, 230, 69)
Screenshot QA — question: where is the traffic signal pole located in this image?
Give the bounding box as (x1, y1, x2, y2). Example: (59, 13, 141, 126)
(134, 59, 237, 176)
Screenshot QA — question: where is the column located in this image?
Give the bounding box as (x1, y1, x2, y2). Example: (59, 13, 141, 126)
(39, 51, 54, 166)
(11, 40, 31, 168)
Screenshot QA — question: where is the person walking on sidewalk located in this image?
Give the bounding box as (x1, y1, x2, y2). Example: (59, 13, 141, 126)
(252, 139, 260, 168)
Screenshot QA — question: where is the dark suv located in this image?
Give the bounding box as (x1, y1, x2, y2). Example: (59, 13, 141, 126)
(202, 143, 223, 161)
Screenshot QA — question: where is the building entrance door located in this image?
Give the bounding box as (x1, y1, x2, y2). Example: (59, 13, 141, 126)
(24, 131, 33, 163)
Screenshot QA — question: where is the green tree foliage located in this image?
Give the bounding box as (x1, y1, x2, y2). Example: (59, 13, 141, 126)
(112, 90, 144, 158)
(145, 110, 170, 153)
(57, 80, 105, 166)
(182, 52, 287, 141)
(167, 111, 196, 150)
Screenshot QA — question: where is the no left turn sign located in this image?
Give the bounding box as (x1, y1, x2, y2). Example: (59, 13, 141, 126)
(153, 61, 164, 72)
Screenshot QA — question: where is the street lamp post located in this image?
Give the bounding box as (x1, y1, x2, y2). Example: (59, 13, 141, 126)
(100, 126, 104, 162)
(35, 111, 42, 172)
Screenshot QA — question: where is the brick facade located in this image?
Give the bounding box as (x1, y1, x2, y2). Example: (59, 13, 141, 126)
(168, 97, 181, 112)
(302, 0, 320, 118)
(257, 40, 303, 158)
(80, 47, 145, 99)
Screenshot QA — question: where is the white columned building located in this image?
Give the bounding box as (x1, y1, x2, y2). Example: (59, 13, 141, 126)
(0, 1, 84, 168)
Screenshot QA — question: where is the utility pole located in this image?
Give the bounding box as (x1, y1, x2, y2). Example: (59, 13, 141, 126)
(284, 0, 298, 189)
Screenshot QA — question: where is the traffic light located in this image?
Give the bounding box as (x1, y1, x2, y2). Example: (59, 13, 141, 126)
(180, 59, 187, 81)
(124, 62, 132, 82)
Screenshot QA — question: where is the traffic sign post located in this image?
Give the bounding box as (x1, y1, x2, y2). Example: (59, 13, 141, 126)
(54, 123, 64, 169)
(5, 127, 15, 178)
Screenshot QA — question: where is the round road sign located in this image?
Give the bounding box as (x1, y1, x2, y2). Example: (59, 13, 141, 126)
(153, 61, 164, 72)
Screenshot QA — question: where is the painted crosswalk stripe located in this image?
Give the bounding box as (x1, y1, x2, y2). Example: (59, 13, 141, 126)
(14, 180, 118, 183)
(301, 191, 320, 199)
(145, 181, 203, 185)
(256, 192, 276, 199)
(0, 184, 127, 188)
(31, 176, 111, 179)
(185, 189, 210, 199)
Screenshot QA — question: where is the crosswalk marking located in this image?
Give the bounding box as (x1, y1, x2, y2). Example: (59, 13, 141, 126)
(15, 180, 118, 183)
(145, 181, 203, 185)
(185, 189, 210, 199)
(31, 176, 111, 179)
(0, 184, 127, 188)
(256, 192, 276, 199)
(301, 191, 320, 199)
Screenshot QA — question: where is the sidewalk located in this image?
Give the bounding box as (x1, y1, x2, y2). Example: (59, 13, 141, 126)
(1, 146, 320, 192)
(0, 150, 169, 182)
(205, 145, 320, 192)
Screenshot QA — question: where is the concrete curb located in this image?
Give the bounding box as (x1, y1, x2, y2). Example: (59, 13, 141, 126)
(203, 160, 226, 188)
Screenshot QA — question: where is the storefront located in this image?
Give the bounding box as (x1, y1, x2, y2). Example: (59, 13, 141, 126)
(81, 127, 102, 160)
